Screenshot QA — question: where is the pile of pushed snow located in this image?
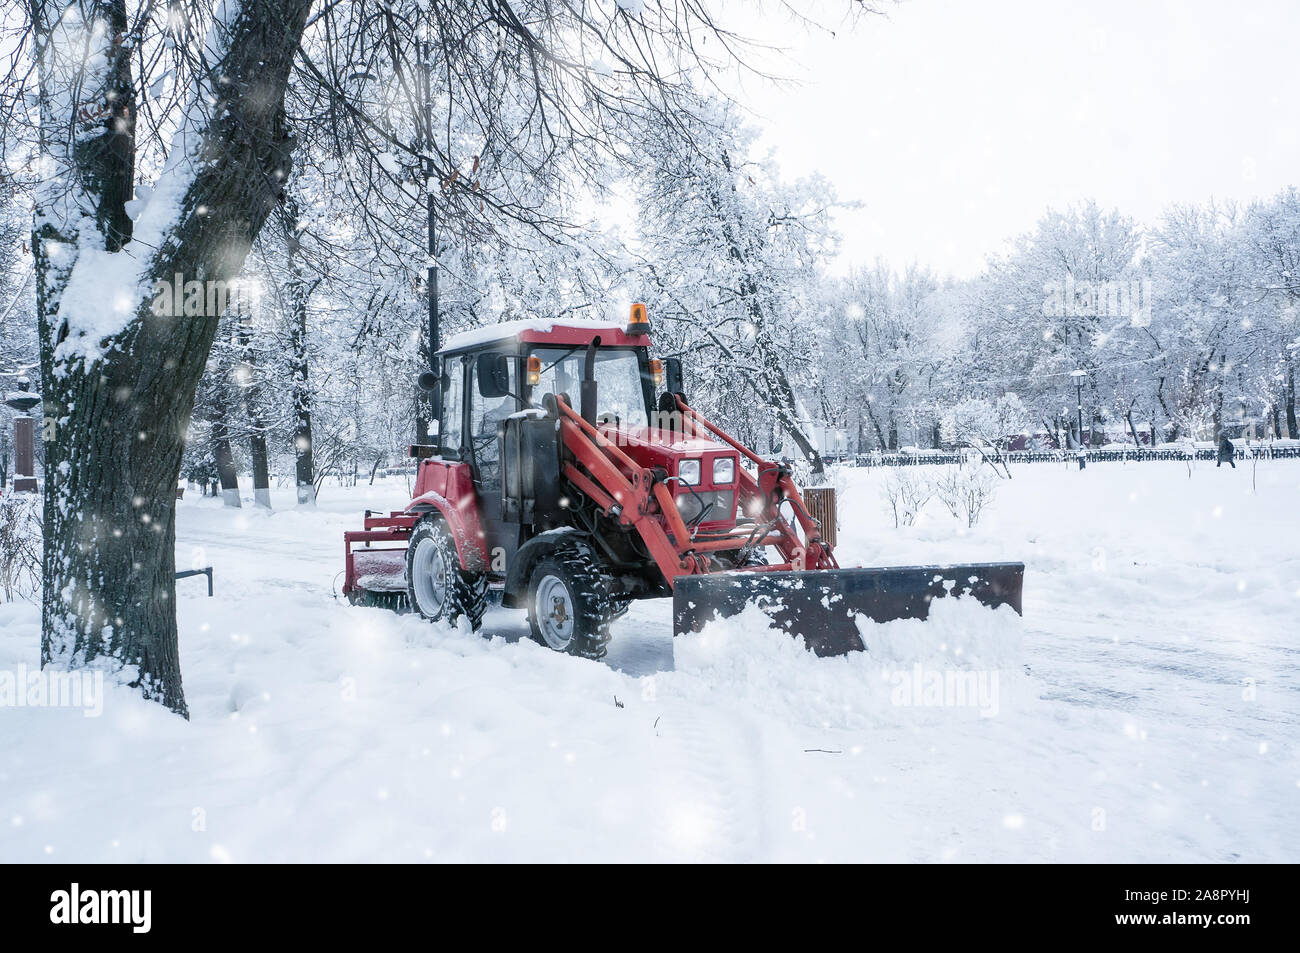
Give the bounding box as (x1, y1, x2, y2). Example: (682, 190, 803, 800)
(856, 597, 1024, 669)
(673, 598, 1030, 730)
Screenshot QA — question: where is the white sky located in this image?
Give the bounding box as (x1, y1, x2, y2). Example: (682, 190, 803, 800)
(723, 0, 1300, 278)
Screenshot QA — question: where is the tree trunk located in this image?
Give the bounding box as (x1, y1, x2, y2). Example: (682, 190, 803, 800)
(207, 317, 243, 507)
(1287, 365, 1298, 439)
(1155, 375, 1174, 441)
(1126, 411, 1142, 448)
(211, 397, 241, 508)
(1211, 387, 1224, 444)
(283, 198, 317, 505)
(33, 0, 313, 715)
(249, 432, 270, 508)
(236, 311, 271, 509)
(755, 351, 825, 479)
(749, 325, 825, 479)
(864, 402, 888, 452)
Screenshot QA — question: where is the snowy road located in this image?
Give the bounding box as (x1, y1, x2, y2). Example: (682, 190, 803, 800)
(2, 460, 1297, 862)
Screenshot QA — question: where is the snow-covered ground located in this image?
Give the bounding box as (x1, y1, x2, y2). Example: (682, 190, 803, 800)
(2, 459, 1298, 862)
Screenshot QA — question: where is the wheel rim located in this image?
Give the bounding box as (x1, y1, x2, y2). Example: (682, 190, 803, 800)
(411, 534, 447, 618)
(534, 574, 574, 650)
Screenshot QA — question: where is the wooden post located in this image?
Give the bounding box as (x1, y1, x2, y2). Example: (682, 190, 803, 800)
(803, 486, 837, 548)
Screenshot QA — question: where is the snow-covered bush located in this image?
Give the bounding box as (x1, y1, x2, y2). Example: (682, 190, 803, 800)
(941, 393, 1026, 478)
(934, 463, 998, 528)
(882, 469, 933, 527)
(0, 493, 41, 602)
(825, 461, 853, 501)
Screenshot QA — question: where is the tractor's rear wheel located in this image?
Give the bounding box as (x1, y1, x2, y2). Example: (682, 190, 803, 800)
(526, 544, 613, 660)
(406, 517, 487, 630)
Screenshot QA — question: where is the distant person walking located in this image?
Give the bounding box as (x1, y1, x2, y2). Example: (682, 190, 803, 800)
(1217, 435, 1236, 468)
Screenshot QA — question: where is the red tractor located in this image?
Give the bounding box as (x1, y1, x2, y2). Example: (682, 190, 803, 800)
(343, 306, 1022, 657)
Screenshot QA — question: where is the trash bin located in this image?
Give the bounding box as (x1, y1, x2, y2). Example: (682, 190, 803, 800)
(803, 486, 837, 548)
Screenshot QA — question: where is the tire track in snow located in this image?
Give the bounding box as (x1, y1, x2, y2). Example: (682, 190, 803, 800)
(1024, 604, 1300, 732)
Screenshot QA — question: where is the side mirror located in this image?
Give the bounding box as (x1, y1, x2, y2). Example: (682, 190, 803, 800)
(477, 352, 511, 399)
(664, 357, 684, 397)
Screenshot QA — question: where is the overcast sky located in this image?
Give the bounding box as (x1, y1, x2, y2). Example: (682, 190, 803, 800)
(723, 0, 1300, 278)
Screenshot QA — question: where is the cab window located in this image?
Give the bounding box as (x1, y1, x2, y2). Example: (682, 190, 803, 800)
(440, 356, 465, 457)
(469, 353, 515, 485)
(527, 346, 650, 428)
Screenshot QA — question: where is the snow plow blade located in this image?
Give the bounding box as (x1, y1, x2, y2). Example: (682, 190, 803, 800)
(673, 562, 1025, 657)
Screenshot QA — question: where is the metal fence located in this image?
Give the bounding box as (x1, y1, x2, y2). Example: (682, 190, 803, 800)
(373, 446, 1300, 476)
(842, 446, 1300, 468)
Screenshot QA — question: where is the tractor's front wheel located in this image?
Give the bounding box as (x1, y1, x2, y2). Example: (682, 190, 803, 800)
(406, 518, 487, 630)
(527, 544, 614, 660)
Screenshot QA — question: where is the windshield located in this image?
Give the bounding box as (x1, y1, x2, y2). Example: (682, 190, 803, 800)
(528, 346, 649, 428)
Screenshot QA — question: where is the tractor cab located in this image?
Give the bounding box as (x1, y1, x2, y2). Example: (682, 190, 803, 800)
(430, 317, 659, 486)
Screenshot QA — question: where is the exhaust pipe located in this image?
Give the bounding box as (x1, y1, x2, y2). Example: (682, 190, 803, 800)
(580, 336, 601, 426)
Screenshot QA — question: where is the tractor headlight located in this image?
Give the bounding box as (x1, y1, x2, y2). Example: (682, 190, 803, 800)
(678, 459, 701, 486)
(712, 456, 735, 484)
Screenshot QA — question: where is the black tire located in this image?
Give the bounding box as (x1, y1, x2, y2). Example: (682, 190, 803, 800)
(406, 517, 487, 630)
(526, 543, 614, 659)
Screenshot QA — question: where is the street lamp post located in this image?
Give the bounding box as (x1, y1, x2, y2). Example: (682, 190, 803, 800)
(1070, 368, 1088, 470)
